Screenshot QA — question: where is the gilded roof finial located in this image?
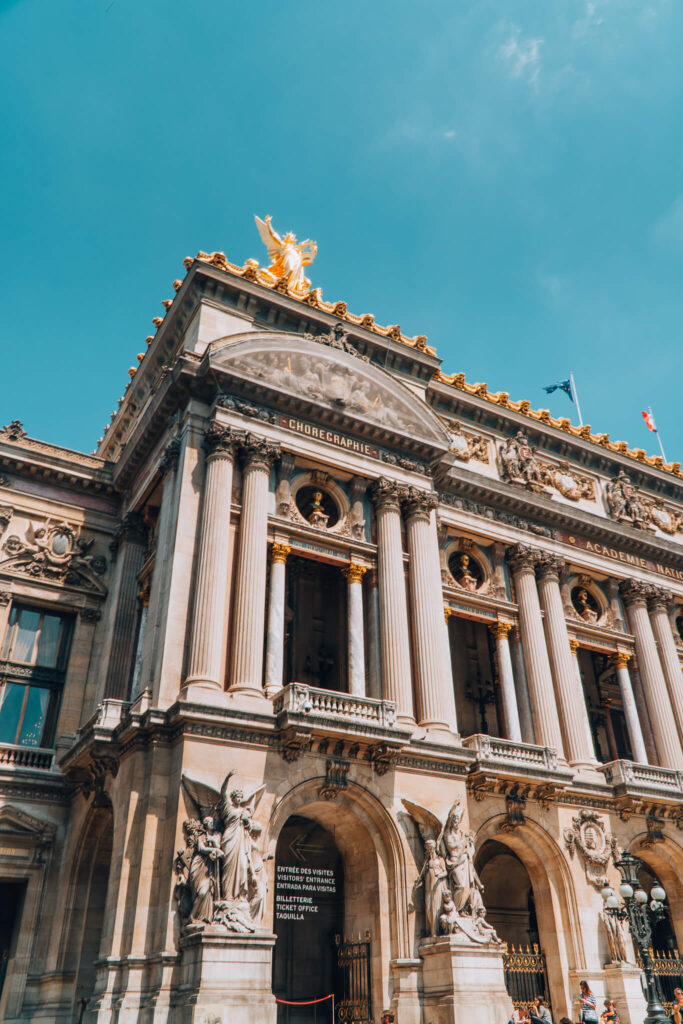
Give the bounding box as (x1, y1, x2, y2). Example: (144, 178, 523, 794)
(254, 215, 317, 297)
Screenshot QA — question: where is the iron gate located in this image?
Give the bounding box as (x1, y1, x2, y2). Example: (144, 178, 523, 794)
(637, 948, 683, 1014)
(503, 942, 551, 1013)
(335, 931, 372, 1024)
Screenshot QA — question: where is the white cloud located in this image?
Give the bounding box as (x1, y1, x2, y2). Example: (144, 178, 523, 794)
(498, 26, 543, 85)
(653, 196, 683, 246)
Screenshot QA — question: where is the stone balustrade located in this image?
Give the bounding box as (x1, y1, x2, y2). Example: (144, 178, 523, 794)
(0, 744, 54, 770)
(273, 682, 398, 730)
(600, 758, 683, 799)
(461, 733, 560, 772)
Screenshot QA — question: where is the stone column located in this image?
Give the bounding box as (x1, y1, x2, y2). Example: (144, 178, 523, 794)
(229, 434, 281, 697)
(130, 579, 150, 700)
(506, 545, 565, 756)
(342, 563, 367, 696)
(488, 622, 522, 742)
(629, 661, 658, 764)
(370, 478, 414, 724)
(610, 651, 648, 764)
(510, 627, 535, 744)
(536, 553, 597, 768)
(365, 569, 381, 699)
(403, 487, 458, 738)
(264, 542, 290, 697)
(620, 580, 683, 770)
(648, 586, 683, 736)
(185, 425, 241, 696)
(103, 511, 148, 700)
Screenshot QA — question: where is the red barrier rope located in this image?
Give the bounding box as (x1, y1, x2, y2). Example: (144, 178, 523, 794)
(274, 994, 333, 1005)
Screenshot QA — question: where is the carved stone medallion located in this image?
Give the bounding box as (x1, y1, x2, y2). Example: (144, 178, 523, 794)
(564, 809, 616, 888)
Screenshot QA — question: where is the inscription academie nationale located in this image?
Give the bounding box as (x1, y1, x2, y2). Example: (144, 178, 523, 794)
(559, 530, 683, 583)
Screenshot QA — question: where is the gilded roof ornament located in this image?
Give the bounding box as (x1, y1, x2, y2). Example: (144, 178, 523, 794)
(254, 215, 317, 298)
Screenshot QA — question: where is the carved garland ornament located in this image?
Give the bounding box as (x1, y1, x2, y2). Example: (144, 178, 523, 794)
(447, 422, 489, 464)
(605, 470, 681, 535)
(564, 809, 617, 889)
(499, 432, 595, 501)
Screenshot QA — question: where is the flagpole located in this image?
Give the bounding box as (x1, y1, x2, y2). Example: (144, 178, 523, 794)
(649, 407, 668, 463)
(570, 372, 584, 427)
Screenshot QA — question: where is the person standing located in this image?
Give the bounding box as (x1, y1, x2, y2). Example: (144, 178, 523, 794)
(579, 981, 598, 1024)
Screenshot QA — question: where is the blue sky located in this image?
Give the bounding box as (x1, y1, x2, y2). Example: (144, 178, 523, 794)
(1, 0, 682, 459)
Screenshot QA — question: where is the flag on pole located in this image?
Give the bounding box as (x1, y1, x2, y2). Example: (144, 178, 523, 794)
(543, 379, 573, 400)
(642, 409, 656, 432)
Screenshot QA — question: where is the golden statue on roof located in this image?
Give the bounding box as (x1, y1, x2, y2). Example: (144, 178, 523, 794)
(254, 215, 317, 297)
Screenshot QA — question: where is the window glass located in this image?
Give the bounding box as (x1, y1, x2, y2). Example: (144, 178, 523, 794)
(17, 688, 49, 747)
(36, 614, 62, 667)
(10, 608, 41, 663)
(0, 684, 25, 744)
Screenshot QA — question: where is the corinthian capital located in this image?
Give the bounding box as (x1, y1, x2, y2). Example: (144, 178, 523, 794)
(369, 477, 402, 512)
(505, 543, 537, 574)
(648, 585, 673, 612)
(242, 433, 281, 472)
(159, 436, 181, 476)
(619, 578, 654, 608)
(203, 424, 243, 461)
(535, 552, 565, 582)
(401, 486, 438, 523)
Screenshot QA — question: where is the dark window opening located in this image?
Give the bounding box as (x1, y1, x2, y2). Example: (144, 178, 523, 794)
(578, 650, 633, 763)
(0, 880, 26, 1004)
(295, 486, 340, 529)
(449, 616, 501, 737)
(284, 557, 347, 692)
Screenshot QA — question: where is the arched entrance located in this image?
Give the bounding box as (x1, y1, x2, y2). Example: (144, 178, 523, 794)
(477, 839, 550, 1011)
(272, 815, 344, 1023)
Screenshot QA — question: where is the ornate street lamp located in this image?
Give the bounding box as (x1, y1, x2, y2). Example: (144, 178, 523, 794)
(601, 851, 669, 1024)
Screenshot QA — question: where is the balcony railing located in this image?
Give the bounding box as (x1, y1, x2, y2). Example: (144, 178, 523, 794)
(600, 759, 683, 796)
(273, 683, 399, 731)
(0, 743, 54, 770)
(461, 734, 561, 772)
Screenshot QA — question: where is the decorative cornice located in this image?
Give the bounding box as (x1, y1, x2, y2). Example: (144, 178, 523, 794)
(342, 563, 367, 585)
(270, 542, 291, 565)
(505, 543, 537, 575)
(401, 485, 438, 523)
(242, 433, 281, 472)
(618, 579, 654, 608)
(369, 477, 402, 513)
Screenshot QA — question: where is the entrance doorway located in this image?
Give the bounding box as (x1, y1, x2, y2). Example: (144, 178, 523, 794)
(0, 881, 26, 1003)
(285, 558, 347, 692)
(477, 841, 550, 1011)
(273, 815, 344, 1024)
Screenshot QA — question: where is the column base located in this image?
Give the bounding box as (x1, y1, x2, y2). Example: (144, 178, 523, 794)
(603, 963, 648, 1024)
(180, 678, 230, 708)
(419, 721, 460, 746)
(225, 686, 273, 713)
(420, 934, 513, 1024)
(571, 760, 604, 783)
(175, 927, 277, 1024)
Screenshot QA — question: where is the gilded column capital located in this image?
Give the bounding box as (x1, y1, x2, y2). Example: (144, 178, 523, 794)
(270, 542, 291, 565)
(444, 606, 453, 624)
(611, 650, 631, 669)
(568, 639, 580, 656)
(505, 543, 537, 575)
(203, 423, 243, 461)
(401, 485, 438, 523)
(159, 436, 181, 476)
(369, 477, 403, 513)
(619, 578, 654, 608)
(647, 585, 673, 613)
(489, 621, 513, 640)
(342, 562, 368, 584)
(535, 552, 565, 582)
(242, 433, 281, 472)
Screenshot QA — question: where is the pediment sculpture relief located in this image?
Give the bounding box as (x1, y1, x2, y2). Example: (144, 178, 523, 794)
(447, 422, 489, 464)
(564, 809, 617, 889)
(175, 772, 270, 935)
(499, 432, 595, 502)
(403, 798, 500, 944)
(1, 518, 107, 592)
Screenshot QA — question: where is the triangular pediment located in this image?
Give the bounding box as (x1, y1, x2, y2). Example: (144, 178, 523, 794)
(0, 805, 56, 841)
(208, 332, 450, 452)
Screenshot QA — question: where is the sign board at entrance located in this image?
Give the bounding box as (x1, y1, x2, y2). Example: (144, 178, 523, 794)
(275, 864, 337, 921)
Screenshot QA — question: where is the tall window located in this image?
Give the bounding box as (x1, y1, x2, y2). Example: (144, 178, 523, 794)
(0, 605, 73, 748)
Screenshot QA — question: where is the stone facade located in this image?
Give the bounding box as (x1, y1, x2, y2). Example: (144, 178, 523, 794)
(0, 250, 683, 1024)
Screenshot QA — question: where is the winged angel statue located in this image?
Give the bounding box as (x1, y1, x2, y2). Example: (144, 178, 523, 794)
(255, 215, 317, 296)
(174, 771, 271, 934)
(403, 798, 499, 944)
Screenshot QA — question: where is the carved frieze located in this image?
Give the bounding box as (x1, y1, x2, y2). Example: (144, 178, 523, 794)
(447, 422, 489, 464)
(605, 471, 655, 532)
(0, 506, 13, 534)
(564, 809, 617, 888)
(1, 519, 107, 592)
(499, 432, 551, 495)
